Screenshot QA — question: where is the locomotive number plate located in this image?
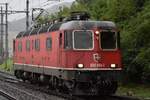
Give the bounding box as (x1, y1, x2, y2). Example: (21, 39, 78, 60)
(90, 63, 105, 68)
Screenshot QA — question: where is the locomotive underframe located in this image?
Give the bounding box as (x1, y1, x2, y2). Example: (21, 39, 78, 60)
(14, 63, 121, 95)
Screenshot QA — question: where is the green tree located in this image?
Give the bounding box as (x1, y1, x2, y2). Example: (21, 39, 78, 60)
(122, 1, 150, 83)
(90, 0, 108, 20)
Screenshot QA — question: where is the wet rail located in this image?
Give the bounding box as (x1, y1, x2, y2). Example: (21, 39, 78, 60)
(110, 95, 141, 100)
(77, 95, 141, 100)
(0, 70, 63, 100)
(0, 70, 19, 83)
(0, 90, 16, 100)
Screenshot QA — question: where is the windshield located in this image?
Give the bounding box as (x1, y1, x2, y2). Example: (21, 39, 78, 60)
(73, 30, 93, 50)
(100, 31, 117, 50)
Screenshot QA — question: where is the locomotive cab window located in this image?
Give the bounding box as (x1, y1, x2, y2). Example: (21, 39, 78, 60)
(73, 30, 93, 50)
(46, 37, 52, 50)
(100, 31, 117, 50)
(64, 30, 72, 49)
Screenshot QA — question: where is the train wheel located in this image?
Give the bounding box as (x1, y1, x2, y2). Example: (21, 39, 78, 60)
(14, 70, 20, 78)
(49, 76, 55, 90)
(15, 70, 25, 81)
(54, 77, 60, 92)
(64, 80, 75, 95)
(39, 74, 50, 85)
(29, 73, 39, 84)
(96, 80, 118, 95)
(110, 81, 118, 94)
(49, 76, 58, 90)
(23, 72, 31, 81)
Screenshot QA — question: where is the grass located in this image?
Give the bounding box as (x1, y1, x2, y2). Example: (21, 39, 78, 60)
(117, 83, 150, 99)
(0, 58, 13, 72)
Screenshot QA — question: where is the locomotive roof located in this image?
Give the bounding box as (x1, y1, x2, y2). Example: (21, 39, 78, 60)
(16, 21, 116, 38)
(60, 21, 116, 30)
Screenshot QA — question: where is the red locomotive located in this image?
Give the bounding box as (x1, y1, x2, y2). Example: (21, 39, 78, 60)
(13, 12, 122, 95)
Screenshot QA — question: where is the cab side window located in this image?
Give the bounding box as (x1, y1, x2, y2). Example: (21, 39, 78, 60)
(64, 31, 72, 49)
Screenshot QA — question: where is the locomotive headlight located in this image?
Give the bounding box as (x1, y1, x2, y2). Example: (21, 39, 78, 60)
(111, 64, 116, 68)
(95, 31, 100, 35)
(77, 64, 84, 68)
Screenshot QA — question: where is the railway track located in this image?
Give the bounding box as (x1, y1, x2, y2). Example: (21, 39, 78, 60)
(0, 70, 64, 100)
(109, 95, 141, 100)
(77, 95, 141, 100)
(0, 90, 16, 100)
(0, 70, 19, 83)
(0, 70, 142, 100)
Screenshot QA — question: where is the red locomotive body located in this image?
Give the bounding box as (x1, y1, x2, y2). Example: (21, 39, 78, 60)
(13, 13, 122, 95)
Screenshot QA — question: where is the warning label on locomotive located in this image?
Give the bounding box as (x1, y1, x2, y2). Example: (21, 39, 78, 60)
(90, 63, 105, 68)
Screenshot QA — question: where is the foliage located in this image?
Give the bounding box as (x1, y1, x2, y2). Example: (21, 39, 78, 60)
(90, 0, 108, 20)
(0, 58, 13, 72)
(117, 83, 150, 98)
(121, 1, 150, 83)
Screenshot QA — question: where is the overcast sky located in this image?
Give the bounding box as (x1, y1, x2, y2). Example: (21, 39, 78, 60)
(0, 0, 75, 21)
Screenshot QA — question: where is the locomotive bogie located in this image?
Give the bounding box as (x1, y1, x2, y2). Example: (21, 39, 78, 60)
(14, 68, 119, 95)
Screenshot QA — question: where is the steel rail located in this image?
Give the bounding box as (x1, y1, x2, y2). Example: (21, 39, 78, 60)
(0, 70, 19, 83)
(0, 90, 16, 100)
(109, 95, 141, 100)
